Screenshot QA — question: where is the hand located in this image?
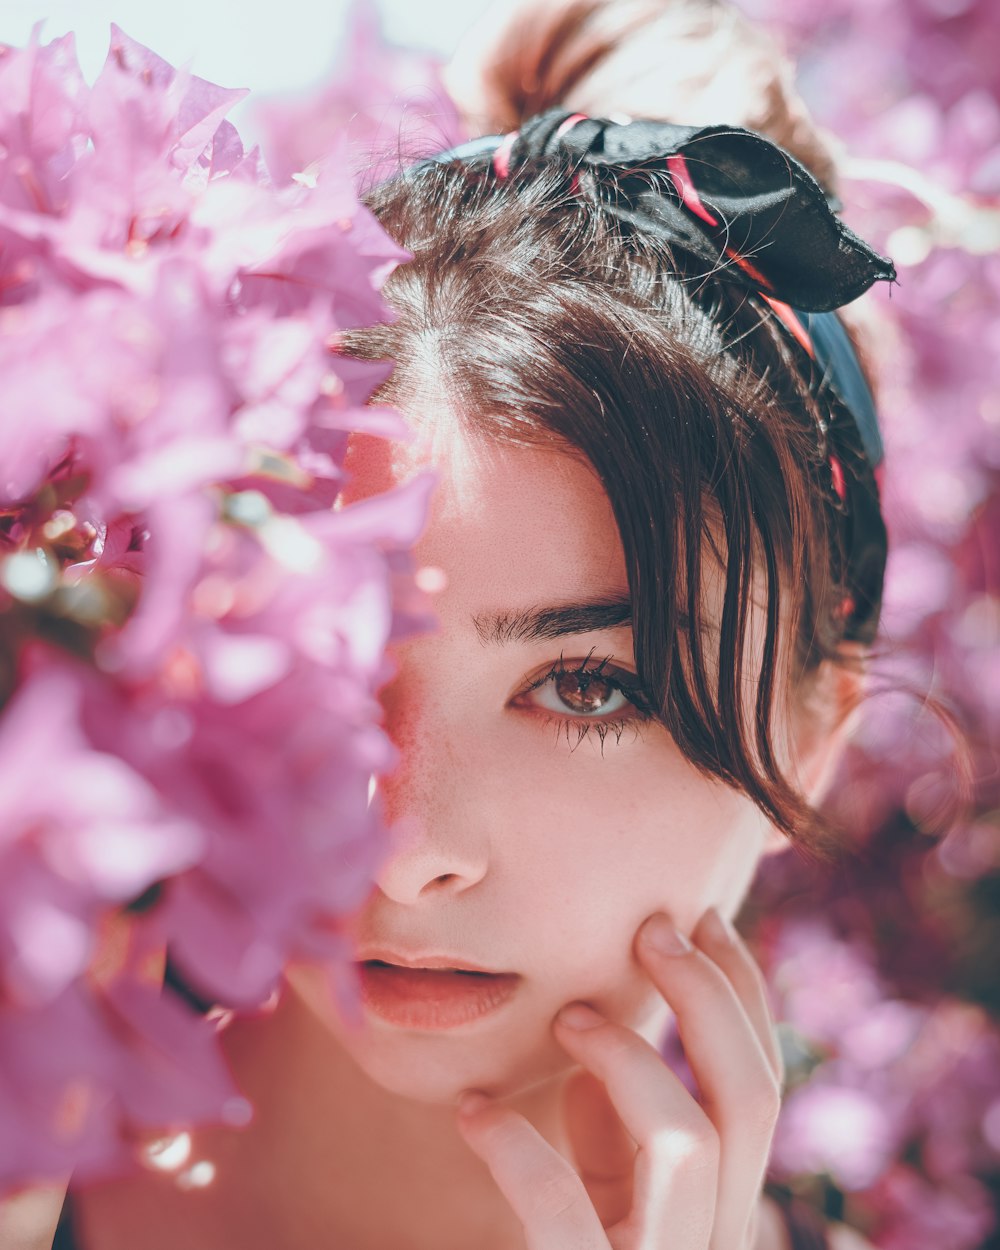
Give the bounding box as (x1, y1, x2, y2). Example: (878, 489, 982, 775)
(455, 907, 784, 1250)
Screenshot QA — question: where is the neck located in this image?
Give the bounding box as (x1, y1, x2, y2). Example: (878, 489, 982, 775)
(210, 980, 574, 1250)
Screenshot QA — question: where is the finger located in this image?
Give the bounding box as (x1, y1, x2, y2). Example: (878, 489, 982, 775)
(456, 1094, 610, 1250)
(691, 907, 784, 1088)
(562, 1069, 635, 1226)
(635, 916, 781, 1132)
(553, 1005, 719, 1248)
(635, 915, 781, 1250)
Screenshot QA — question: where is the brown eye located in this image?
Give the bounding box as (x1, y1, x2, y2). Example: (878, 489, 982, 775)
(553, 670, 619, 714)
(519, 665, 633, 719)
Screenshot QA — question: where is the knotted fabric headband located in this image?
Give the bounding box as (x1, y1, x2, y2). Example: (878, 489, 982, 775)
(415, 109, 897, 640)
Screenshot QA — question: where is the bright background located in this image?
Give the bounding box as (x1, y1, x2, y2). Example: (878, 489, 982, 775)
(0, 0, 487, 99)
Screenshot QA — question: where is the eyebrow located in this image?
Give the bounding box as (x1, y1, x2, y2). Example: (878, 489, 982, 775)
(472, 595, 634, 646)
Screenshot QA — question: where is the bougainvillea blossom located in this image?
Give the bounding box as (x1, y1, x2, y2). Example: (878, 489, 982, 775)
(0, 22, 428, 1189)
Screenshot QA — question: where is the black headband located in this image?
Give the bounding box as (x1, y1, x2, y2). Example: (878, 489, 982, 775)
(414, 109, 896, 640)
(454, 111, 895, 307)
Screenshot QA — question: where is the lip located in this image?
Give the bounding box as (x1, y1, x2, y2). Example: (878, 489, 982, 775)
(354, 955, 521, 1029)
(355, 949, 511, 975)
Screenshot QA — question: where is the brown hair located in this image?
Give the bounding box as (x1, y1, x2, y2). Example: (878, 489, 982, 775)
(343, 0, 885, 857)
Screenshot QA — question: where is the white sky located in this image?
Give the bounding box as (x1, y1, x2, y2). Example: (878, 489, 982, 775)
(0, 0, 493, 104)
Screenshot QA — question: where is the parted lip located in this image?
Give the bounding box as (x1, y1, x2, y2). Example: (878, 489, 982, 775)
(355, 949, 514, 975)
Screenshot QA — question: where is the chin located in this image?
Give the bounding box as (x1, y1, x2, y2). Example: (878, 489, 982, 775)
(343, 1022, 576, 1106)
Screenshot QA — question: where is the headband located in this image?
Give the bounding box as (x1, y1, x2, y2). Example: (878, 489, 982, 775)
(415, 109, 896, 640)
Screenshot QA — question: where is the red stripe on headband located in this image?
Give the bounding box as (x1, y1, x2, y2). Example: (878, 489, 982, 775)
(724, 247, 775, 293)
(492, 130, 519, 179)
(829, 453, 847, 502)
(666, 154, 719, 227)
(762, 295, 815, 359)
(555, 113, 588, 140)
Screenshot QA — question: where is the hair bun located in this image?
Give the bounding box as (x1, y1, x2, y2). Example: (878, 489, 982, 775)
(444, 0, 839, 194)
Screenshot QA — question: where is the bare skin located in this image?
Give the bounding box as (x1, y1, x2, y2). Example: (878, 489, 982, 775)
(72, 420, 861, 1250)
(74, 965, 789, 1250)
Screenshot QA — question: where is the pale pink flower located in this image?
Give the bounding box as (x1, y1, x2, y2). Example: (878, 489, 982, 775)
(249, 0, 464, 187)
(0, 655, 202, 1007)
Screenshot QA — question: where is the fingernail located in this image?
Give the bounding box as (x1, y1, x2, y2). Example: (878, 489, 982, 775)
(458, 1090, 491, 1115)
(702, 906, 735, 944)
(640, 914, 693, 956)
(557, 1002, 605, 1030)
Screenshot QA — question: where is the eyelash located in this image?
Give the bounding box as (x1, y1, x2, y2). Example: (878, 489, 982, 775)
(514, 650, 656, 754)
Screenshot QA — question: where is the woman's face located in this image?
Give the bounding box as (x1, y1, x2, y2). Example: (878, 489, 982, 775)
(292, 409, 783, 1106)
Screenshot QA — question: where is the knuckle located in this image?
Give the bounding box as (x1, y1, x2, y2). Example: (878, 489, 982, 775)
(489, 1120, 520, 1148)
(601, 1030, 638, 1065)
(530, 1170, 588, 1223)
(576, 1022, 638, 1075)
(473, 1112, 526, 1155)
(650, 1117, 720, 1172)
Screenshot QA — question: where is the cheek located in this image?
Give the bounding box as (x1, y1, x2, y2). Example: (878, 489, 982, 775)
(286, 745, 766, 1104)
(495, 728, 761, 938)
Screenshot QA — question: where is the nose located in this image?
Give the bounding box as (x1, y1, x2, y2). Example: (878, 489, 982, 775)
(370, 799, 490, 904)
(370, 657, 490, 904)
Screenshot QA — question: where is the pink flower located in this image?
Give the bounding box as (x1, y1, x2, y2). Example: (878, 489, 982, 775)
(0, 654, 202, 1007)
(0, 974, 244, 1189)
(0, 21, 428, 1187)
(772, 1082, 901, 1190)
(249, 0, 464, 187)
(868, 1164, 995, 1250)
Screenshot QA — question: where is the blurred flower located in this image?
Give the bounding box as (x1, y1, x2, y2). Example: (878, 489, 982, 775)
(249, 0, 464, 187)
(773, 1082, 901, 1190)
(0, 657, 202, 1008)
(867, 1164, 995, 1250)
(734, 0, 1000, 1239)
(0, 21, 429, 1189)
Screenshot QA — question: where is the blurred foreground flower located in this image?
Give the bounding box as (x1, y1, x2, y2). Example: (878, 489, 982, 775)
(0, 24, 429, 1189)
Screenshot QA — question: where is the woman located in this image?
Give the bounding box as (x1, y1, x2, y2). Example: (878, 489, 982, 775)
(58, 1, 893, 1246)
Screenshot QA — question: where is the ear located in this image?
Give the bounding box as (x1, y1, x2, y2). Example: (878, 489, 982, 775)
(761, 649, 867, 856)
(790, 648, 867, 803)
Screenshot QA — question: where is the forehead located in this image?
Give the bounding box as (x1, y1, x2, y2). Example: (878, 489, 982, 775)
(342, 414, 630, 611)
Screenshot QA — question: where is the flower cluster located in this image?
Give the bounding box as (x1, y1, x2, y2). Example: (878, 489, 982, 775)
(730, 0, 1000, 1243)
(0, 25, 429, 1188)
